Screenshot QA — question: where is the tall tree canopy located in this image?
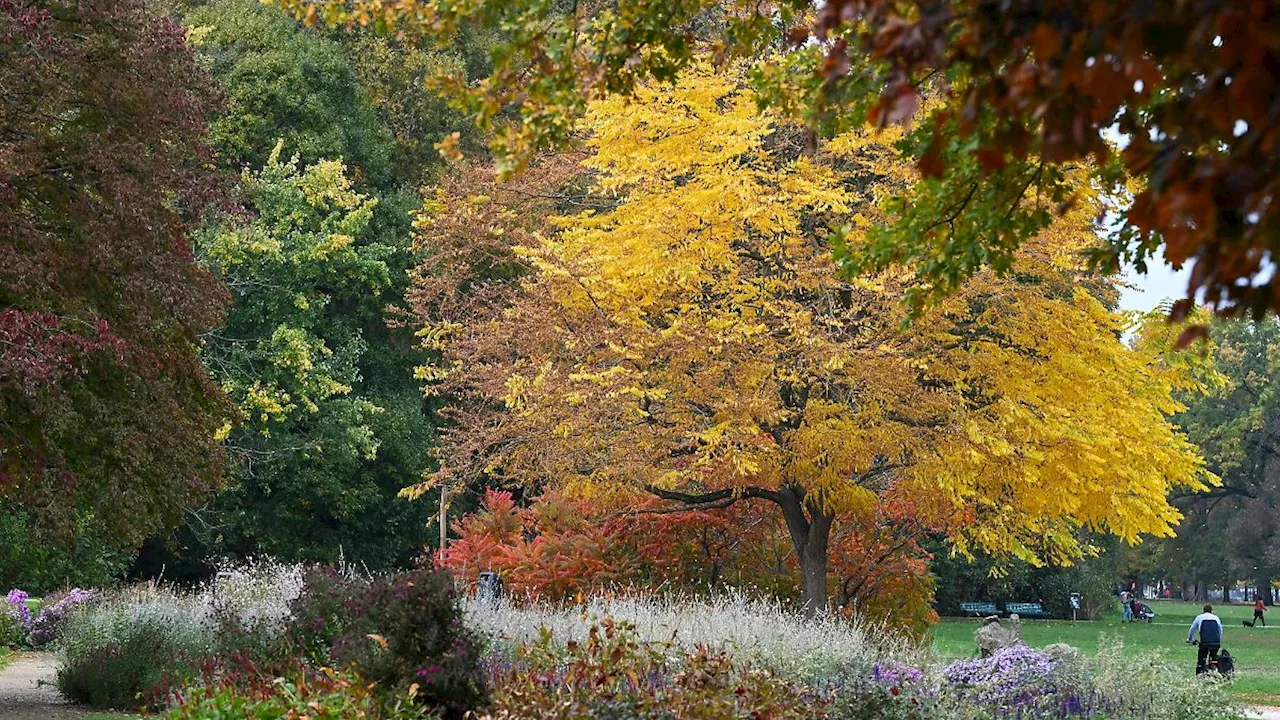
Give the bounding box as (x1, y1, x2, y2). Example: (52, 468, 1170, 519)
(409, 69, 1210, 612)
(1157, 318, 1280, 602)
(128, 0, 453, 578)
(174, 148, 434, 570)
(187, 0, 395, 187)
(285, 0, 1280, 325)
(337, 29, 492, 184)
(0, 0, 232, 568)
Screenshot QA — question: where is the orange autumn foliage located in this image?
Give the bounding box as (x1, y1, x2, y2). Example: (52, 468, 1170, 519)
(440, 487, 937, 632)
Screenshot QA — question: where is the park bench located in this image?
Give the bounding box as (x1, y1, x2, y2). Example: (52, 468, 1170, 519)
(1006, 602, 1050, 618)
(958, 601, 999, 617)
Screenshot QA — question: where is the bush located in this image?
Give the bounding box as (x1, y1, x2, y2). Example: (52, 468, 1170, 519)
(163, 666, 431, 720)
(56, 562, 306, 710)
(286, 565, 366, 663)
(57, 609, 205, 710)
(462, 590, 901, 684)
(482, 618, 818, 720)
(333, 566, 488, 718)
(0, 608, 21, 647)
(1084, 642, 1239, 720)
(0, 506, 132, 596)
(827, 684, 931, 720)
(942, 645, 1065, 708)
(53, 560, 487, 717)
(822, 660, 935, 720)
(929, 641, 1239, 720)
(30, 588, 94, 647)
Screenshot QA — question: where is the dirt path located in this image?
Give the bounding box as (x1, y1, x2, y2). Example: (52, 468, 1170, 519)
(0, 652, 87, 719)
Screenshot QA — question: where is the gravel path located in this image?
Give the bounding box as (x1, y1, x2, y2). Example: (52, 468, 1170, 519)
(0, 652, 88, 720)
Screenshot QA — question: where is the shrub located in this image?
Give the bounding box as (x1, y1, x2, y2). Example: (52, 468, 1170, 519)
(942, 645, 1064, 708)
(463, 590, 906, 683)
(57, 609, 205, 710)
(333, 566, 488, 718)
(1084, 642, 1239, 720)
(30, 588, 94, 647)
(932, 641, 1238, 720)
(0, 608, 21, 647)
(826, 684, 931, 720)
(163, 665, 431, 720)
(482, 618, 819, 720)
(207, 559, 305, 633)
(815, 659, 936, 720)
(286, 565, 366, 663)
(56, 562, 307, 710)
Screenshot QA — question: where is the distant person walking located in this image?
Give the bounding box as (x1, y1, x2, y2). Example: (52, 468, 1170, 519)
(1254, 598, 1267, 627)
(1121, 589, 1132, 622)
(1188, 604, 1224, 674)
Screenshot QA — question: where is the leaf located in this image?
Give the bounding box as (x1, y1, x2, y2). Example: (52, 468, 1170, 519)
(1174, 324, 1210, 350)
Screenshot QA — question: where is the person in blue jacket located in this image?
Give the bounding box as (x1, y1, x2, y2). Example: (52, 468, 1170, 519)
(1187, 604, 1224, 674)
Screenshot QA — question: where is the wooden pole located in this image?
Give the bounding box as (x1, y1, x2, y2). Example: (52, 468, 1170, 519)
(439, 486, 449, 551)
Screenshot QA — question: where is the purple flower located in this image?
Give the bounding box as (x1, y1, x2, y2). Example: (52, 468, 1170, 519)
(29, 588, 93, 647)
(943, 646, 1060, 708)
(871, 660, 924, 688)
(5, 589, 32, 632)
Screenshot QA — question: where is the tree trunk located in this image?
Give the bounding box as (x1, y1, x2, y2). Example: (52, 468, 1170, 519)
(1257, 577, 1273, 606)
(800, 544, 829, 614)
(778, 484, 833, 615)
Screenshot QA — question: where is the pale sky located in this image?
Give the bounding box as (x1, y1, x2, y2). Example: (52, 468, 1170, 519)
(1116, 259, 1192, 314)
(1100, 124, 1195, 315)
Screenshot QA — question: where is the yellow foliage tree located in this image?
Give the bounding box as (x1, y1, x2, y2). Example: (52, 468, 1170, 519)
(409, 68, 1210, 613)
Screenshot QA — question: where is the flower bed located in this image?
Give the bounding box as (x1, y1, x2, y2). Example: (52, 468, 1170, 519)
(44, 571, 1242, 720)
(463, 593, 1240, 720)
(55, 561, 487, 717)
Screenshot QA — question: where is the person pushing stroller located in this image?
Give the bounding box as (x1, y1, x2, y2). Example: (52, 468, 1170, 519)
(1187, 604, 1224, 674)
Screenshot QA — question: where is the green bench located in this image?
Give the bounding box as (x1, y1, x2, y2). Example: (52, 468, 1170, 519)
(1006, 602, 1050, 618)
(958, 601, 999, 617)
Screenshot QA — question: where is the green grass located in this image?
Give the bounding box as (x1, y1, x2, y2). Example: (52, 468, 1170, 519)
(0, 646, 13, 671)
(931, 599, 1280, 705)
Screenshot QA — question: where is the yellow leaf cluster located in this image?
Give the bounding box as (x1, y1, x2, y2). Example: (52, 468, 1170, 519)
(420, 67, 1210, 565)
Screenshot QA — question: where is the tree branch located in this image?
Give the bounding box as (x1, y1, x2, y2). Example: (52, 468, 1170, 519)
(883, 411, 946, 428)
(643, 484, 781, 506)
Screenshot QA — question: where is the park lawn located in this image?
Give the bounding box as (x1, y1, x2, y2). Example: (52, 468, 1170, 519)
(931, 600, 1280, 705)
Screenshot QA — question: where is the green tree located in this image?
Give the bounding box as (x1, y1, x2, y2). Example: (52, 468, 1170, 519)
(152, 149, 434, 573)
(930, 538, 1126, 621)
(121, 0, 453, 577)
(187, 0, 395, 188)
(338, 30, 491, 183)
(1161, 318, 1280, 603)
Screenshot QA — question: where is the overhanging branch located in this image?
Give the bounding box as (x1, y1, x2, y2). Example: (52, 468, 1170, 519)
(643, 484, 782, 506)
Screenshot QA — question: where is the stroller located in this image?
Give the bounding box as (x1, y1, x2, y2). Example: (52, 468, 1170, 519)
(1132, 602, 1156, 623)
(1192, 643, 1236, 676)
(1216, 648, 1236, 675)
